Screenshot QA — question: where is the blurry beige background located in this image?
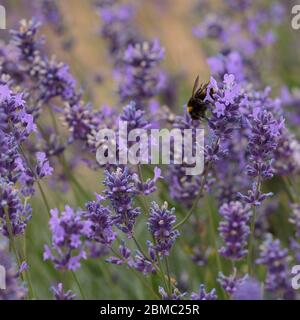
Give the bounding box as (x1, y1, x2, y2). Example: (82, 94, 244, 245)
(44, 0, 209, 106)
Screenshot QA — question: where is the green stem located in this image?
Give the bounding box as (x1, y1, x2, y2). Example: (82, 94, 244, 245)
(137, 164, 150, 214)
(22, 231, 35, 300)
(59, 155, 90, 200)
(110, 247, 159, 299)
(19, 145, 51, 216)
(207, 200, 222, 273)
(36, 180, 51, 216)
(71, 271, 86, 300)
(174, 166, 210, 230)
(248, 206, 257, 275)
(132, 235, 148, 259)
(247, 177, 261, 275)
(4, 209, 24, 280)
(174, 137, 220, 230)
(283, 177, 297, 203)
(165, 257, 172, 296)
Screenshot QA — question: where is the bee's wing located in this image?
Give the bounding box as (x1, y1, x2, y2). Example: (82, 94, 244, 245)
(192, 75, 200, 97)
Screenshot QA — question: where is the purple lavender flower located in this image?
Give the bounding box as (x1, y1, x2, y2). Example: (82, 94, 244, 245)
(44, 206, 92, 270)
(166, 109, 203, 207)
(246, 110, 284, 179)
(193, 14, 228, 41)
(0, 181, 32, 237)
(106, 240, 134, 267)
(274, 131, 299, 175)
(256, 235, 294, 299)
(16, 261, 28, 278)
(289, 204, 300, 264)
(83, 194, 116, 246)
(217, 269, 248, 295)
(63, 101, 101, 146)
(96, 1, 138, 65)
(103, 167, 141, 235)
(118, 101, 153, 163)
(10, 19, 42, 62)
(159, 287, 187, 300)
(290, 238, 300, 263)
(135, 167, 163, 196)
(0, 246, 26, 300)
(232, 278, 262, 300)
(35, 152, 53, 178)
(119, 40, 166, 107)
(34, 57, 79, 104)
(0, 131, 19, 182)
(224, 0, 252, 11)
(239, 109, 284, 207)
(207, 51, 245, 82)
(218, 201, 252, 260)
(133, 250, 156, 275)
(120, 101, 151, 131)
(147, 201, 179, 257)
(290, 204, 300, 238)
(51, 283, 76, 300)
(0, 82, 36, 143)
(206, 74, 242, 138)
(191, 284, 217, 300)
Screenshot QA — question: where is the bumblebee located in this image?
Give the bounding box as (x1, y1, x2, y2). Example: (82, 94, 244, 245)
(187, 76, 212, 120)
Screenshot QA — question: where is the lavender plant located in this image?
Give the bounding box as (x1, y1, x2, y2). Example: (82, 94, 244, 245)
(0, 0, 299, 301)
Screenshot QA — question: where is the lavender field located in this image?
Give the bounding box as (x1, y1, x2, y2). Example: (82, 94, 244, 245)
(1, 0, 300, 300)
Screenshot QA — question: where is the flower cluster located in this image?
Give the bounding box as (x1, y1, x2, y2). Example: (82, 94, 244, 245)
(119, 40, 166, 108)
(193, 1, 284, 81)
(239, 110, 284, 206)
(51, 283, 76, 300)
(0, 245, 26, 300)
(256, 236, 294, 299)
(44, 206, 92, 270)
(206, 74, 242, 138)
(147, 202, 179, 257)
(1, 0, 299, 301)
(96, 0, 138, 65)
(159, 287, 187, 300)
(83, 194, 116, 246)
(103, 167, 141, 235)
(217, 269, 248, 296)
(106, 240, 156, 275)
(290, 204, 300, 238)
(218, 201, 252, 260)
(191, 284, 217, 300)
(0, 181, 32, 237)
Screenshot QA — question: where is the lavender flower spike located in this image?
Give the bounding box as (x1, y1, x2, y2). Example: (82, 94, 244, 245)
(0, 245, 26, 300)
(44, 206, 92, 271)
(217, 269, 248, 296)
(119, 39, 166, 107)
(148, 201, 179, 257)
(218, 201, 252, 260)
(51, 283, 76, 300)
(83, 194, 116, 246)
(256, 235, 294, 299)
(103, 167, 141, 235)
(191, 284, 217, 300)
